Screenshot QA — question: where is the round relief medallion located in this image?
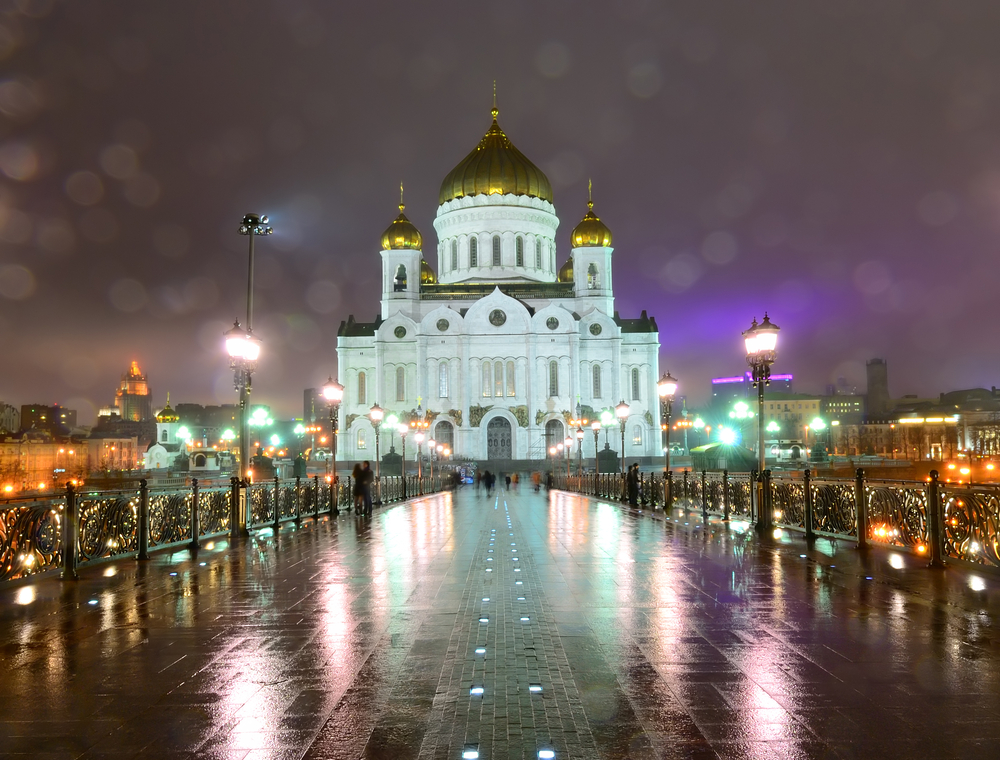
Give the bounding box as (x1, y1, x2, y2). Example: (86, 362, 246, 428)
(546, 317, 559, 330)
(394, 326, 406, 339)
(489, 309, 507, 327)
(436, 318, 449, 332)
(589, 323, 603, 336)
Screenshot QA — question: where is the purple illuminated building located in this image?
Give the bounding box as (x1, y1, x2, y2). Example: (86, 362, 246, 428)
(711, 372, 794, 408)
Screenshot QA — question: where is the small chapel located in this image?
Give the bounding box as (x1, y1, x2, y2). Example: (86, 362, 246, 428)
(336, 99, 661, 464)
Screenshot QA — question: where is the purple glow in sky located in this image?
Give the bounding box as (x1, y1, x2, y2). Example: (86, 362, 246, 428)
(1, 1, 999, 422)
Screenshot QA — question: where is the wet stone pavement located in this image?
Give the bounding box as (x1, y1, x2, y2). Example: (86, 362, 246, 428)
(2, 487, 1000, 759)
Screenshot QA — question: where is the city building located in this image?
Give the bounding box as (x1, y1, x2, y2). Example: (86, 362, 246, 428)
(761, 393, 823, 433)
(113, 361, 153, 421)
(19, 404, 76, 433)
(866, 358, 891, 419)
(821, 394, 866, 425)
(336, 101, 661, 463)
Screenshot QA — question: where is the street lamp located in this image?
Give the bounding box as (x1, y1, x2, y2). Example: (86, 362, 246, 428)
(321, 376, 344, 508)
(398, 423, 409, 498)
(657, 371, 678, 508)
(564, 436, 573, 478)
(576, 426, 585, 478)
(369, 403, 384, 505)
(224, 320, 261, 538)
(427, 438, 435, 482)
(743, 313, 780, 532)
(591, 420, 601, 473)
(616, 400, 630, 501)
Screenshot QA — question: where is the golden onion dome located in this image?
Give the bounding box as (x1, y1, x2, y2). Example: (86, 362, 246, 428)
(420, 258, 437, 285)
(438, 102, 553, 205)
(379, 202, 423, 251)
(156, 404, 179, 423)
(571, 186, 613, 247)
(557, 255, 574, 283)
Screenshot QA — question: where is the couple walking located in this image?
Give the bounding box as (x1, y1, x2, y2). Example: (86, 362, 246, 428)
(352, 461, 374, 515)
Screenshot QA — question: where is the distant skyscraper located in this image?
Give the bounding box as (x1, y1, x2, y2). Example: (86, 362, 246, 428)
(114, 361, 153, 421)
(866, 358, 890, 420)
(304, 388, 319, 423)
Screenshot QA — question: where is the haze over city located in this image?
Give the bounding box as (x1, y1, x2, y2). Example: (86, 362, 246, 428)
(2, 1, 999, 423)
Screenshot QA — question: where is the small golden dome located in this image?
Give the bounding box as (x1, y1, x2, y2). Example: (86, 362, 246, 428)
(420, 258, 437, 285)
(438, 101, 553, 205)
(380, 203, 423, 251)
(156, 405, 179, 423)
(571, 181, 612, 247)
(557, 255, 574, 283)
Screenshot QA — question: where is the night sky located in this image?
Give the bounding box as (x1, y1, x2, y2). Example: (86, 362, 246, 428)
(2, 0, 999, 424)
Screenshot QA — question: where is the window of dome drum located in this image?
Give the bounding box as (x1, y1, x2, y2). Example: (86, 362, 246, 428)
(451, 240, 457, 270)
(470, 237, 478, 267)
(535, 239, 542, 268)
(516, 236, 523, 266)
(492, 236, 501, 266)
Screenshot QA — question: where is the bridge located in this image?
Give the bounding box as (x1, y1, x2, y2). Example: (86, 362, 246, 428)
(1, 480, 998, 758)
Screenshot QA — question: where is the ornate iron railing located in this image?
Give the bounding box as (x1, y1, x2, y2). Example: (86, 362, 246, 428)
(554, 467, 998, 569)
(1, 472, 446, 584)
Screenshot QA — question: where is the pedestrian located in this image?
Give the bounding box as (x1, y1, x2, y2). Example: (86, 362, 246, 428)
(505, 474, 511, 490)
(360, 460, 374, 515)
(532, 471, 541, 492)
(484, 470, 493, 496)
(545, 471, 554, 491)
(627, 463, 640, 506)
(352, 462, 365, 511)
(475, 471, 482, 492)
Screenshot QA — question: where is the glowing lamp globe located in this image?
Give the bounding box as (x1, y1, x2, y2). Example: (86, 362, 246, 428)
(322, 377, 344, 404)
(657, 372, 678, 399)
(369, 404, 384, 423)
(615, 400, 630, 420)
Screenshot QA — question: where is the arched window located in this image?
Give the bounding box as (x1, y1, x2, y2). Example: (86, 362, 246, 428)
(161, 430, 168, 442)
(633, 425, 643, 446)
(516, 236, 524, 266)
(494, 360, 503, 397)
(451, 239, 458, 271)
(357, 429, 366, 450)
(439, 361, 449, 398)
(435, 420, 454, 448)
(482, 360, 491, 397)
(535, 238, 542, 268)
(592, 365, 602, 399)
(631, 368, 640, 401)
(396, 366, 405, 402)
(470, 237, 478, 267)
(357, 372, 366, 405)
(548, 360, 558, 397)
(545, 419, 563, 450)
(194, 453, 207, 467)
(393, 264, 407, 292)
(492, 235, 501, 266)
(506, 361, 515, 396)
(587, 263, 599, 289)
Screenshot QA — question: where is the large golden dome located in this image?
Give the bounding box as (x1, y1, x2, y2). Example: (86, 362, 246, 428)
(571, 192, 613, 248)
(380, 202, 423, 251)
(438, 104, 553, 205)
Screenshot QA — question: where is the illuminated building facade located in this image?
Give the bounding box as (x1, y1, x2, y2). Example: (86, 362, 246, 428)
(336, 102, 661, 462)
(114, 361, 153, 422)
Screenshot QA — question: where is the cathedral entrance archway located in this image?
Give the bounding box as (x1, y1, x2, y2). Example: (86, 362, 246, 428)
(545, 419, 564, 451)
(487, 417, 512, 460)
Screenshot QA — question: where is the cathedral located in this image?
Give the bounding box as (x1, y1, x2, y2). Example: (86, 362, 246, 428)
(336, 101, 661, 464)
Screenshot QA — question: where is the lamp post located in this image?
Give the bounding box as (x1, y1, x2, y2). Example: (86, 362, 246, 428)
(321, 376, 344, 509)
(564, 436, 573, 478)
(616, 400, 629, 501)
(414, 431, 424, 492)
(591, 420, 601, 473)
(576, 426, 585, 478)
(743, 313, 780, 532)
(427, 438, 435, 482)
(398, 423, 409, 499)
(369, 403, 384, 505)
(224, 321, 260, 538)
(657, 372, 678, 508)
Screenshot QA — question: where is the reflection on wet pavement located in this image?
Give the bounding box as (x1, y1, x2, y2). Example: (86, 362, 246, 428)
(1, 486, 999, 759)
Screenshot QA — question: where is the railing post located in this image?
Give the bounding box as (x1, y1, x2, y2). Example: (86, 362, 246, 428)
(294, 477, 302, 524)
(138, 478, 150, 560)
(230, 477, 241, 540)
(328, 478, 335, 516)
(803, 469, 815, 542)
(190, 478, 200, 551)
(927, 469, 946, 568)
(273, 476, 281, 531)
(61, 482, 78, 580)
(313, 475, 320, 518)
(701, 470, 708, 523)
(855, 467, 868, 550)
(682, 470, 689, 500)
(665, 471, 673, 511)
(722, 470, 730, 521)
